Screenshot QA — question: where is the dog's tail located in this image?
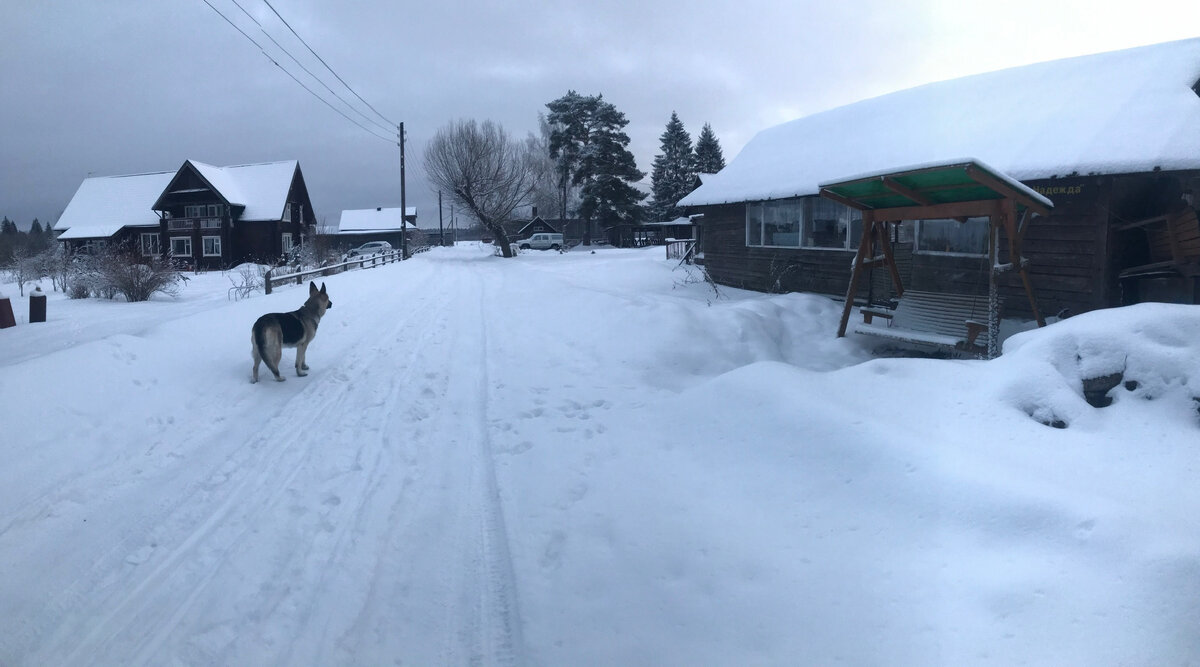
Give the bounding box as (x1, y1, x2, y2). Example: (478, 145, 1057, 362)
(252, 319, 283, 379)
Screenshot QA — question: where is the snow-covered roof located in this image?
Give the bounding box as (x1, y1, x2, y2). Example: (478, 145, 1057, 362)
(334, 207, 418, 232)
(183, 160, 298, 221)
(681, 37, 1200, 207)
(55, 171, 176, 240)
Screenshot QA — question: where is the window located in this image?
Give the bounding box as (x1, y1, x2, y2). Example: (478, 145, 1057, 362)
(746, 197, 861, 250)
(282, 203, 292, 222)
(805, 198, 862, 250)
(140, 233, 160, 256)
(202, 236, 222, 257)
(281, 233, 293, 253)
(915, 217, 989, 256)
(200, 218, 221, 229)
(184, 204, 220, 218)
(746, 200, 802, 247)
(170, 236, 192, 257)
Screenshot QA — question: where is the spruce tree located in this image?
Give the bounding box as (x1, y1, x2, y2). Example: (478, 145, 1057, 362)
(649, 112, 696, 221)
(694, 122, 726, 175)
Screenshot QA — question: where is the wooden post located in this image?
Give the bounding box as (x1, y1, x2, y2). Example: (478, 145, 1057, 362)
(264, 269, 272, 295)
(838, 210, 875, 337)
(876, 220, 904, 298)
(987, 214, 1001, 360)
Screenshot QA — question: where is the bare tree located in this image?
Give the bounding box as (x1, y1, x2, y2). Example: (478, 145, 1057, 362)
(424, 119, 535, 258)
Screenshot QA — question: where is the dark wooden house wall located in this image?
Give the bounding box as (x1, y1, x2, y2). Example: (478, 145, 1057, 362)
(695, 170, 1200, 318)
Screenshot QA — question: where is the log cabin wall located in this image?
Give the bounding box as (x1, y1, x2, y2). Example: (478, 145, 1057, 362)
(694, 170, 1200, 318)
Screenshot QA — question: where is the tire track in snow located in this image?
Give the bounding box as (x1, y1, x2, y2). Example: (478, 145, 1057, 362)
(23, 266, 447, 665)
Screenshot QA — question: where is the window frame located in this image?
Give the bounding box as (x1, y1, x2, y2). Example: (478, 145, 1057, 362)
(202, 235, 222, 257)
(170, 236, 192, 257)
(139, 232, 160, 257)
(914, 217, 990, 257)
(745, 197, 861, 251)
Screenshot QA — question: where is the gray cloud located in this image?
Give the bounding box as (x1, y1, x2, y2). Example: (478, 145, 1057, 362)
(2, 0, 1196, 229)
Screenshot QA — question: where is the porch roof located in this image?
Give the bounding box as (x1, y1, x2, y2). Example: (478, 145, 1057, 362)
(819, 159, 1053, 218)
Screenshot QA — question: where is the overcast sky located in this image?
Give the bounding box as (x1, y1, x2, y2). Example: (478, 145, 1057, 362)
(2, 1, 1198, 230)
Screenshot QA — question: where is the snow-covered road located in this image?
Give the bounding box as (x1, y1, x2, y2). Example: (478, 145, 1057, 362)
(3, 244, 1199, 666)
(2, 255, 530, 664)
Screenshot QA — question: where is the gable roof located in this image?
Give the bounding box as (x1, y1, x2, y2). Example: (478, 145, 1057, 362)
(55, 171, 176, 240)
(335, 206, 418, 232)
(681, 37, 1200, 207)
(168, 160, 299, 221)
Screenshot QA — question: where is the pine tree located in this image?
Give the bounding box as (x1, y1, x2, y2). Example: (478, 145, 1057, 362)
(649, 112, 696, 221)
(694, 122, 726, 175)
(546, 90, 592, 222)
(0, 217, 17, 235)
(547, 92, 646, 243)
(29, 219, 43, 235)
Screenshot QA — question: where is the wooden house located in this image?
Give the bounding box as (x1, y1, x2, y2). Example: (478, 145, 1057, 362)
(55, 159, 316, 270)
(679, 38, 1200, 318)
(152, 160, 315, 270)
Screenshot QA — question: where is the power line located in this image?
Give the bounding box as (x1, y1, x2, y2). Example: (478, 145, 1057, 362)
(199, 0, 394, 144)
(227, 0, 395, 136)
(259, 0, 398, 129)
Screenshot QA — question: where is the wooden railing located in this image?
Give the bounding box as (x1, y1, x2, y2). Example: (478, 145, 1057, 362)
(665, 239, 697, 263)
(264, 249, 402, 294)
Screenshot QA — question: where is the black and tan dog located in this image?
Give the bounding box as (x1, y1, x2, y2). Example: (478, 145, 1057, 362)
(251, 281, 332, 383)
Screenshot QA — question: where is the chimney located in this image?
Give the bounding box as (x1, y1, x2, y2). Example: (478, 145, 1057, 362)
(376, 207, 382, 211)
(531, 205, 538, 219)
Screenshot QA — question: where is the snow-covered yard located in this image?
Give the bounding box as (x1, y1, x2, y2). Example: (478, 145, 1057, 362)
(1, 243, 1198, 665)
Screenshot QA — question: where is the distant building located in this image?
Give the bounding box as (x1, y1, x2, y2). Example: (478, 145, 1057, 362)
(324, 206, 418, 252)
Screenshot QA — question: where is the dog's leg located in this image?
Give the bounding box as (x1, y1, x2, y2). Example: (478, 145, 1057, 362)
(251, 339, 261, 383)
(296, 341, 308, 377)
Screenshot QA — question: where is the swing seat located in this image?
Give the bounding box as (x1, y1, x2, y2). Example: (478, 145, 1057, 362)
(853, 290, 992, 349)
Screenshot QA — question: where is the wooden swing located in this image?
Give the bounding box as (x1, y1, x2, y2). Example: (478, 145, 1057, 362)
(820, 160, 1053, 359)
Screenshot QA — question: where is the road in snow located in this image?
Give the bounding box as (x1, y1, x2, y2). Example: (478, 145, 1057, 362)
(2, 244, 1199, 666)
(1, 254, 530, 664)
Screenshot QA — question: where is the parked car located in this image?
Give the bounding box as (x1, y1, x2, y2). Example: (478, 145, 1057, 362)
(345, 241, 393, 258)
(518, 233, 563, 251)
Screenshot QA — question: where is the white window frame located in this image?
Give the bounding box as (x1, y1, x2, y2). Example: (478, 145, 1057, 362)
(914, 217, 989, 257)
(184, 204, 220, 218)
(282, 203, 293, 223)
(170, 236, 192, 257)
(281, 233, 294, 253)
(745, 197, 861, 251)
(202, 235, 222, 257)
(803, 197, 862, 252)
(745, 199, 802, 248)
(140, 232, 160, 256)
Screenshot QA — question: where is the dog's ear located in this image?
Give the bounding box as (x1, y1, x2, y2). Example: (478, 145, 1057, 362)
(320, 282, 327, 294)
(309, 281, 318, 294)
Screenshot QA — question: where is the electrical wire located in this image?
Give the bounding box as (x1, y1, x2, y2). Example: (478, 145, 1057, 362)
(199, 0, 395, 144)
(228, 0, 395, 136)
(259, 0, 398, 129)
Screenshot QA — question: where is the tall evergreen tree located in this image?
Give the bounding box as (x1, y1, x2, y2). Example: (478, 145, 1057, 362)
(694, 122, 726, 175)
(649, 112, 696, 221)
(29, 219, 43, 236)
(546, 92, 645, 244)
(0, 217, 17, 235)
(546, 90, 592, 223)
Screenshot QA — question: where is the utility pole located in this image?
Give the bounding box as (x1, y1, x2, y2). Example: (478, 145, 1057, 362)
(438, 190, 445, 247)
(398, 122, 408, 259)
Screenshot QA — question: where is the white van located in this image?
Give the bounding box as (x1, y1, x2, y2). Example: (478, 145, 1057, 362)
(518, 233, 564, 251)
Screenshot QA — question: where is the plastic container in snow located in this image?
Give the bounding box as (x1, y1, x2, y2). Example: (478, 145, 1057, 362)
(29, 286, 46, 323)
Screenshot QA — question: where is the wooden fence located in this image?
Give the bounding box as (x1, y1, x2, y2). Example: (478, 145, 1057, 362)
(665, 239, 697, 263)
(264, 250, 403, 294)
